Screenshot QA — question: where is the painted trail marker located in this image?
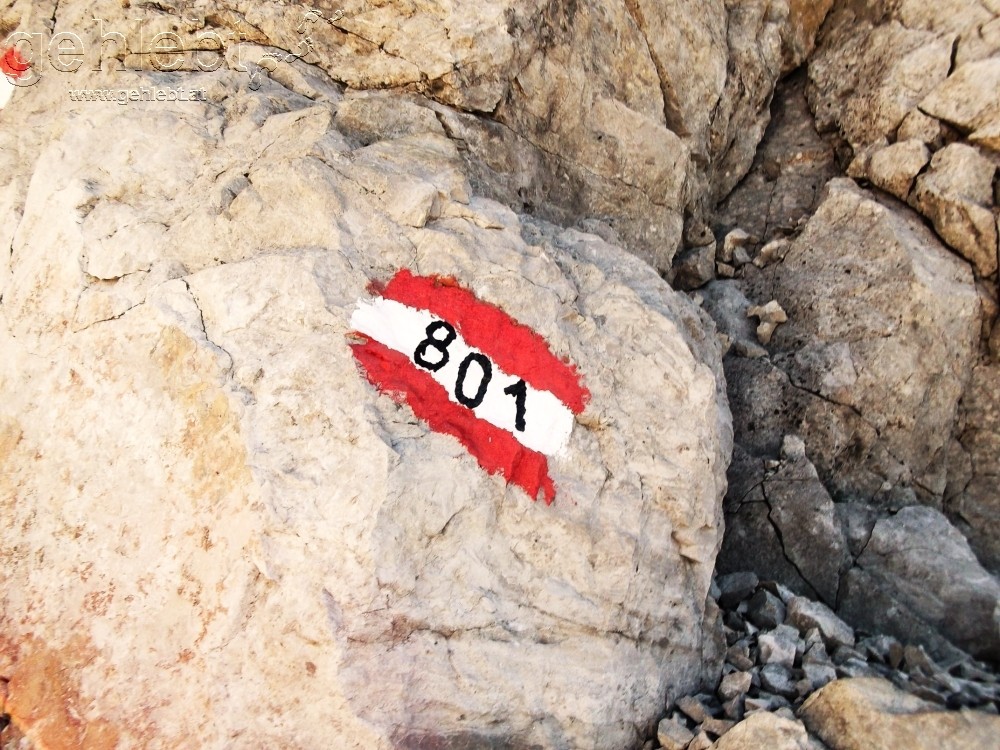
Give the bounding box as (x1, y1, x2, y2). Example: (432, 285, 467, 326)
(350, 270, 589, 504)
(0, 47, 30, 109)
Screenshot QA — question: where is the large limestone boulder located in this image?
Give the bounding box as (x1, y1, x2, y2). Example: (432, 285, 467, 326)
(0, 53, 731, 750)
(800, 678, 1000, 750)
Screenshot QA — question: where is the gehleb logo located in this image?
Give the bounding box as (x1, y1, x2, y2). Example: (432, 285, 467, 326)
(0, 47, 30, 108)
(349, 271, 589, 504)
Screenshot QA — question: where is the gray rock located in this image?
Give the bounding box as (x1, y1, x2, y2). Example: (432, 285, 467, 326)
(719, 671, 754, 702)
(758, 625, 801, 669)
(761, 453, 851, 606)
(657, 717, 694, 750)
(723, 694, 747, 722)
(671, 243, 717, 290)
(700, 281, 770, 358)
(802, 662, 838, 691)
(803, 642, 832, 667)
(946, 363, 1000, 574)
(857, 506, 1000, 660)
(717, 572, 760, 609)
(760, 664, 799, 699)
(787, 597, 855, 649)
(701, 716, 736, 738)
(747, 589, 787, 630)
(727, 643, 756, 672)
(838, 568, 973, 665)
(676, 695, 713, 724)
(859, 635, 903, 665)
(836, 659, 882, 679)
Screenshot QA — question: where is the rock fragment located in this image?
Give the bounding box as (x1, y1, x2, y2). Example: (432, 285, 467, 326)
(747, 300, 788, 344)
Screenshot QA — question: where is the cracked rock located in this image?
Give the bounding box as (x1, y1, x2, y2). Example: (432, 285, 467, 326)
(787, 597, 856, 650)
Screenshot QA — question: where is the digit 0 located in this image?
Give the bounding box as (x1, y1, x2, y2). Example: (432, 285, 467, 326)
(455, 353, 492, 409)
(413, 321, 456, 372)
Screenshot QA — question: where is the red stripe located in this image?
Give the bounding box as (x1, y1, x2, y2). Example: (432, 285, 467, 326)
(0, 47, 29, 78)
(351, 338, 557, 504)
(375, 270, 589, 413)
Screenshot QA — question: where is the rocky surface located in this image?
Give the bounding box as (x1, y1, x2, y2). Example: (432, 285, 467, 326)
(641, 572, 1000, 749)
(2, 0, 1000, 748)
(0, 0, 836, 273)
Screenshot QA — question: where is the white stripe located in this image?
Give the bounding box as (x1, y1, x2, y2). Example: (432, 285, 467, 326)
(351, 297, 575, 456)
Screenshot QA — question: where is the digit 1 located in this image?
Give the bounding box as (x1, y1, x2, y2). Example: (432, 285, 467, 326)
(504, 379, 527, 432)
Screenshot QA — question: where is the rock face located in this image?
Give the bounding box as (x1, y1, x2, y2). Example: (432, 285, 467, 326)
(3, 0, 834, 273)
(850, 507, 1000, 661)
(946, 363, 1000, 574)
(730, 178, 981, 507)
(0, 31, 732, 750)
(809, 0, 1000, 281)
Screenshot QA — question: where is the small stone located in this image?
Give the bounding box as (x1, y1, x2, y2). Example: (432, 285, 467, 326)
(671, 244, 717, 290)
(786, 597, 855, 649)
(719, 671, 753, 702)
(859, 634, 901, 665)
(732, 246, 752, 267)
(760, 664, 798, 699)
(746, 589, 786, 630)
(796, 677, 814, 700)
(727, 643, 755, 672)
(744, 695, 773, 714)
(723, 610, 746, 632)
(720, 228, 752, 263)
(903, 645, 938, 675)
(909, 684, 948, 706)
(687, 731, 713, 750)
(802, 663, 838, 691)
(656, 717, 694, 750)
(701, 717, 736, 738)
(717, 262, 736, 278)
(747, 300, 788, 345)
(773, 707, 797, 722)
(757, 691, 791, 710)
(717, 572, 759, 609)
(803, 642, 832, 667)
(888, 641, 905, 670)
(803, 628, 825, 653)
(709, 577, 722, 601)
(723, 694, 746, 721)
(835, 658, 880, 679)
(779, 435, 807, 461)
(753, 238, 791, 268)
(832, 645, 867, 665)
(758, 625, 799, 669)
(676, 695, 712, 724)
